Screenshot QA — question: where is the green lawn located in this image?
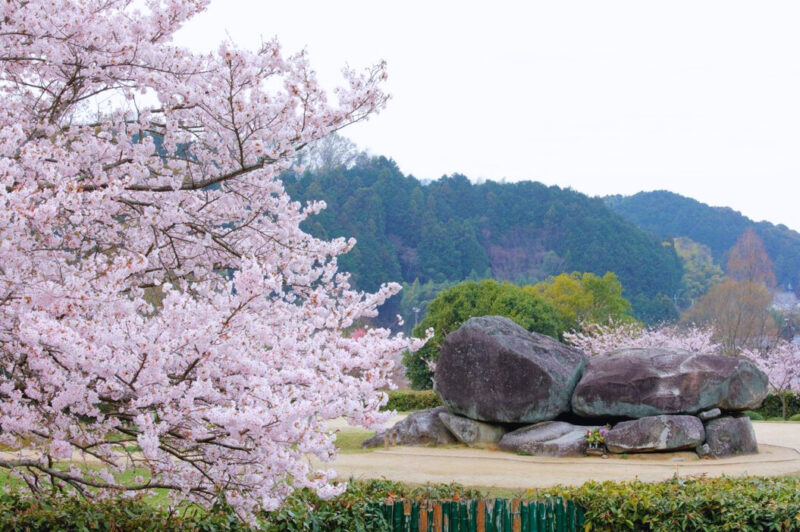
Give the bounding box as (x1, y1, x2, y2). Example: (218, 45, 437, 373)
(332, 427, 374, 453)
(0, 462, 174, 508)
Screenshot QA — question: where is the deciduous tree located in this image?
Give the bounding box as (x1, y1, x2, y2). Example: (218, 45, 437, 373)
(526, 271, 632, 332)
(682, 279, 776, 355)
(727, 228, 776, 288)
(0, 0, 419, 519)
(294, 133, 366, 172)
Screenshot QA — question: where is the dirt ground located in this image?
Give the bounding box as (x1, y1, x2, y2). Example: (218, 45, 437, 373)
(317, 421, 800, 489)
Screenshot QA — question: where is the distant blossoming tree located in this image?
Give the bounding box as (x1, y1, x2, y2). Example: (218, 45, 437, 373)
(0, 0, 422, 519)
(741, 341, 800, 419)
(564, 321, 719, 356)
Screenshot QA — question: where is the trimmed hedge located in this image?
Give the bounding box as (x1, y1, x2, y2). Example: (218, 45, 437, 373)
(263, 479, 480, 531)
(381, 389, 442, 412)
(534, 476, 800, 531)
(0, 479, 480, 532)
(3, 476, 800, 531)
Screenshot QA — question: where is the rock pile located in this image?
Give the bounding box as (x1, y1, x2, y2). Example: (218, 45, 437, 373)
(365, 316, 768, 459)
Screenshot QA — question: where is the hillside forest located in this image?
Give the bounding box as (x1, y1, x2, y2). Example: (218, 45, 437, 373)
(281, 139, 800, 388)
(283, 156, 684, 326)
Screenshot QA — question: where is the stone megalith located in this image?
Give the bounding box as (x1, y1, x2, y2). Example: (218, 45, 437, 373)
(604, 415, 705, 453)
(571, 348, 768, 418)
(434, 316, 587, 423)
(704, 416, 759, 458)
(361, 407, 457, 448)
(438, 411, 506, 446)
(498, 421, 599, 457)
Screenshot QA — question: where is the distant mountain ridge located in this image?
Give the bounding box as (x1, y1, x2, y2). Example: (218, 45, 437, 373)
(605, 190, 800, 290)
(282, 158, 684, 323)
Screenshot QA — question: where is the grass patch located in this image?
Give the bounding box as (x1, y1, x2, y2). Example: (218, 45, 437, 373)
(331, 427, 374, 453)
(0, 461, 173, 509)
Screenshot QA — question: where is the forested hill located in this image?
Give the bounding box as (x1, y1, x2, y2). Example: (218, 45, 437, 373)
(605, 191, 800, 290)
(282, 157, 683, 322)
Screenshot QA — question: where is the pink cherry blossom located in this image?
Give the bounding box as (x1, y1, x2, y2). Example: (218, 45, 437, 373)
(564, 321, 719, 356)
(741, 340, 800, 417)
(0, 0, 424, 520)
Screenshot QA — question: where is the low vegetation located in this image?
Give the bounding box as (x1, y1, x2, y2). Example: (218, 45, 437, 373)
(3, 476, 799, 531)
(535, 476, 800, 531)
(755, 391, 800, 419)
(0, 479, 480, 532)
(382, 389, 442, 411)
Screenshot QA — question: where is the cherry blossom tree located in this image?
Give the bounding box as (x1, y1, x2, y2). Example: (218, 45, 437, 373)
(741, 341, 800, 419)
(0, 0, 422, 519)
(564, 321, 719, 356)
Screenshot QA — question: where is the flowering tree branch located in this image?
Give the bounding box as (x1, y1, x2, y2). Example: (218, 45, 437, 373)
(0, 0, 421, 520)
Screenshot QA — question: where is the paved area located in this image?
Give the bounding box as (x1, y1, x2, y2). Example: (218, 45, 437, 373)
(317, 421, 800, 488)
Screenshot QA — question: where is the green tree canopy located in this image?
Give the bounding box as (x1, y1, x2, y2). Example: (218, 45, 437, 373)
(404, 279, 562, 389)
(526, 271, 633, 332)
(673, 236, 723, 308)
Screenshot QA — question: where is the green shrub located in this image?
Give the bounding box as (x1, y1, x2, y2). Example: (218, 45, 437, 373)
(263, 479, 481, 531)
(0, 492, 247, 531)
(532, 476, 800, 531)
(753, 391, 800, 419)
(0, 479, 480, 532)
(381, 389, 442, 411)
(789, 413, 800, 422)
(743, 410, 765, 421)
(6, 475, 800, 531)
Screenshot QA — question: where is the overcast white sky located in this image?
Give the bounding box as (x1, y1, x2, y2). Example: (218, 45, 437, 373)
(175, 1, 800, 231)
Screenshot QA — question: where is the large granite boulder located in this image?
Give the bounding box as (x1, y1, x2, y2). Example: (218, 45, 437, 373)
(605, 415, 705, 453)
(438, 411, 506, 446)
(361, 407, 457, 448)
(571, 348, 768, 418)
(434, 316, 587, 423)
(704, 416, 759, 458)
(499, 421, 599, 457)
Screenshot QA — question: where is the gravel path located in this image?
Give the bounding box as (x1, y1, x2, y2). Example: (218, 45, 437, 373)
(317, 421, 800, 489)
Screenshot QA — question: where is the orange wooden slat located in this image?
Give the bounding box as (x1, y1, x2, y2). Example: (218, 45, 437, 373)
(477, 499, 486, 532)
(512, 499, 521, 532)
(433, 502, 443, 531)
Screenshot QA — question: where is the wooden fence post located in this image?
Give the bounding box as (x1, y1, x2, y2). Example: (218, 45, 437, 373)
(381, 497, 585, 532)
